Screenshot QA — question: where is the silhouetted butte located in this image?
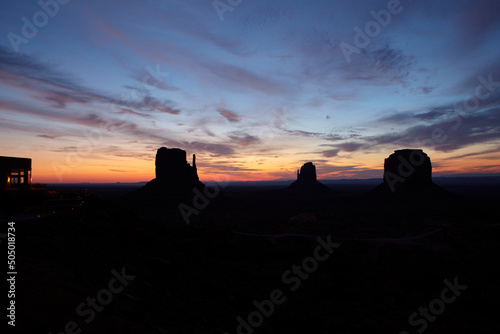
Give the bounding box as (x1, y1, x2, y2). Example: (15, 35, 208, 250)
(288, 162, 334, 194)
(129, 147, 204, 199)
(371, 149, 447, 197)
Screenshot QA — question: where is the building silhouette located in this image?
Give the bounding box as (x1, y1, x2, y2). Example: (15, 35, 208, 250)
(0, 156, 32, 190)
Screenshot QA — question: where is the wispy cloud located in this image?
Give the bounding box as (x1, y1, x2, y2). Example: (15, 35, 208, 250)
(217, 108, 241, 122)
(322, 149, 339, 158)
(228, 132, 260, 146)
(1, 0, 499, 181)
(0, 46, 182, 116)
(37, 134, 61, 139)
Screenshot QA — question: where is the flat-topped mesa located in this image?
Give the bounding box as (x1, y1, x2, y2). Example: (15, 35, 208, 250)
(155, 147, 199, 185)
(297, 162, 317, 182)
(289, 162, 333, 194)
(378, 149, 446, 196)
(127, 147, 204, 200)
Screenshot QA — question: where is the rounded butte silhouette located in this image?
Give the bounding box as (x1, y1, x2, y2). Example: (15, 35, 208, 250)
(371, 149, 448, 196)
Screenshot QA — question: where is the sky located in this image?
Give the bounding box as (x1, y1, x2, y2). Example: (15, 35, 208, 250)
(1, 0, 500, 183)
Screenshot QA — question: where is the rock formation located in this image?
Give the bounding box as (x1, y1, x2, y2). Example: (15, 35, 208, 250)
(132, 147, 204, 199)
(372, 149, 445, 196)
(296, 162, 317, 182)
(155, 147, 200, 186)
(289, 162, 333, 194)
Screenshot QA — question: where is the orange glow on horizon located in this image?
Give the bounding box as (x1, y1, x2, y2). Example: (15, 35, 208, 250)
(18, 145, 500, 184)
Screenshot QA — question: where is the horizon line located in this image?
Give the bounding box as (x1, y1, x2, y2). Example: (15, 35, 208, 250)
(33, 172, 500, 185)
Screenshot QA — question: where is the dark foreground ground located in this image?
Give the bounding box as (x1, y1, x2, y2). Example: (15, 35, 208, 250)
(2, 179, 500, 334)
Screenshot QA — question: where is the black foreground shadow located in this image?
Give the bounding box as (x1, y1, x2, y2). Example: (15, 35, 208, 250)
(3, 148, 500, 334)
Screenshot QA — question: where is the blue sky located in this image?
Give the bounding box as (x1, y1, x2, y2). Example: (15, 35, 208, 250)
(1, 0, 499, 182)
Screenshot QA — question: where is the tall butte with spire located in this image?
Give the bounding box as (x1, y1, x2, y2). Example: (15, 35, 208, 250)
(288, 162, 333, 194)
(132, 147, 204, 198)
(154, 147, 200, 186)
